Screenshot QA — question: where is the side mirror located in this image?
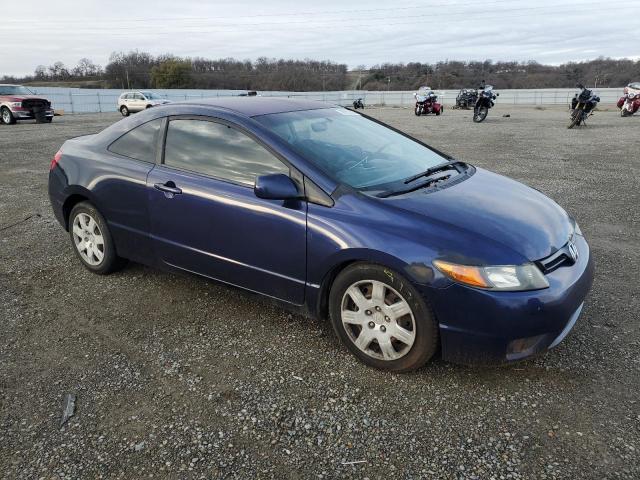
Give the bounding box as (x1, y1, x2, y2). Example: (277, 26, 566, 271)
(254, 174, 301, 200)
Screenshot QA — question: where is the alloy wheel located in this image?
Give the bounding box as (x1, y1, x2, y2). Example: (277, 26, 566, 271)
(72, 212, 105, 266)
(341, 279, 416, 361)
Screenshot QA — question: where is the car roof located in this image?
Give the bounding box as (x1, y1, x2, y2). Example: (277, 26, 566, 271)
(178, 96, 332, 117)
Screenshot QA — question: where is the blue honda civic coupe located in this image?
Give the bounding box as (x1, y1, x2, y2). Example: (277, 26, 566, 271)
(48, 98, 593, 371)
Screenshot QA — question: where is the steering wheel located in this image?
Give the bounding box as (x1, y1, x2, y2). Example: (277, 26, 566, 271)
(360, 142, 393, 164)
(342, 142, 394, 172)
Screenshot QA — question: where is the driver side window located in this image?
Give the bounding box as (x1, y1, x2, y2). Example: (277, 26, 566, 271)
(163, 119, 289, 185)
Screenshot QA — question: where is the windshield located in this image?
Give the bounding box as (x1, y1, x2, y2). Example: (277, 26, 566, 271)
(255, 108, 447, 189)
(0, 85, 33, 95)
(141, 91, 163, 99)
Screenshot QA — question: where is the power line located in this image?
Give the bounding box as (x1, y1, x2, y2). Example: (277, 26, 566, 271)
(0, 0, 552, 24)
(1, 0, 618, 30)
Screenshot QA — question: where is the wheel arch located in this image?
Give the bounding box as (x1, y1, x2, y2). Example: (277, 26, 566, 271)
(313, 249, 431, 320)
(61, 186, 99, 231)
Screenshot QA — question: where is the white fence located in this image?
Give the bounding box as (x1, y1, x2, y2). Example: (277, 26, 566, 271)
(29, 87, 625, 114)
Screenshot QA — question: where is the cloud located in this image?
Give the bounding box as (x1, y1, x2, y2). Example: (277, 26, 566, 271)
(0, 0, 635, 76)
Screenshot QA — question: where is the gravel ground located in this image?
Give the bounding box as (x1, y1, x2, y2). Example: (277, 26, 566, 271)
(0, 105, 639, 479)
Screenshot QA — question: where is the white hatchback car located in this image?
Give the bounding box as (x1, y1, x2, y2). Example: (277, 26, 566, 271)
(117, 91, 170, 116)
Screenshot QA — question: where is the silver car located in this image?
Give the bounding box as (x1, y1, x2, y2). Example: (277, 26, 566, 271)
(117, 91, 170, 116)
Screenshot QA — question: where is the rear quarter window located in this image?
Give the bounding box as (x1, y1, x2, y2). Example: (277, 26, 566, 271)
(108, 118, 163, 163)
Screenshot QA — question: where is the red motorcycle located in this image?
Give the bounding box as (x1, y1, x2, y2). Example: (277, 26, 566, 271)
(617, 82, 640, 117)
(414, 86, 442, 116)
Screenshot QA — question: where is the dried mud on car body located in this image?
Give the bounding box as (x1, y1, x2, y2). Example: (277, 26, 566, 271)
(0, 107, 639, 479)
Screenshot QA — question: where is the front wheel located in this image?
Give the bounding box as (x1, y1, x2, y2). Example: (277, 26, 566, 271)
(120, 106, 129, 117)
(567, 110, 581, 129)
(473, 106, 488, 123)
(414, 105, 421, 116)
(1, 107, 16, 125)
(621, 108, 631, 117)
(329, 263, 438, 372)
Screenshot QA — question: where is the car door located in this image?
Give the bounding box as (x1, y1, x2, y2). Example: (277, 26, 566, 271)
(146, 116, 307, 305)
(129, 93, 144, 111)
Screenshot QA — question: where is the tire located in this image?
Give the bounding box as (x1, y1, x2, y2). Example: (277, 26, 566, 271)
(621, 109, 631, 117)
(120, 106, 129, 117)
(567, 111, 580, 129)
(473, 106, 488, 123)
(146, 104, 152, 109)
(329, 263, 438, 372)
(1, 107, 16, 125)
(414, 105, 421, 116)
(69, 202, 126, 274)
(45, 117, 53, 123)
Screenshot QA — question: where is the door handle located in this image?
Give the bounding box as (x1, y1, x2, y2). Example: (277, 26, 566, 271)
(154, 182, 182, 195)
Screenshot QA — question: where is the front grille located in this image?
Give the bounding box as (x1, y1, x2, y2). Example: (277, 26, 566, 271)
(22, 99, 49, 110)
(536, 238, 578, 274)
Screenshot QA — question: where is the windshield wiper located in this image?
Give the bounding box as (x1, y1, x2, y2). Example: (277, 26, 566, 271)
(403, 159, 465, 184)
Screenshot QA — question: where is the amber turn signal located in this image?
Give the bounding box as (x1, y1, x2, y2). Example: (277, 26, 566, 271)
(433, 260, 490, 288)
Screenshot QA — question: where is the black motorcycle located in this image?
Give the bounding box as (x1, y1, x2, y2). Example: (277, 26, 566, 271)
(568, 84, 599, 129)
(473, 85, 498, 123)
(455, 88, 478, 109)
(353, 98, 364, 109)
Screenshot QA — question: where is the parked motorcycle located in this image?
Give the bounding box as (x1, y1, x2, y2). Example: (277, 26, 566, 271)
(414, 86, 442, 116)
(568, 83, 600, 129)
(455, 88, 478, 109)
(616, 82, 640, 117)
(353, 98, 365, 109)
(473, 85, 498, 123)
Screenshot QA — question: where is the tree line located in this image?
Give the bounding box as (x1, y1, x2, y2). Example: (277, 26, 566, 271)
(361, 58, 640, 90)
(2, 52, 638, 91)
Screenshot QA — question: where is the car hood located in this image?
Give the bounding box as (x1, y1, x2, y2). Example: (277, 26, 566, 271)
(0, 94, 50, 102)
(382, 167, 573, 263)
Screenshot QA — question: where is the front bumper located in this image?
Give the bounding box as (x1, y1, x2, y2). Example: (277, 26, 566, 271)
(11, 107, 54, 119)
(422, 234, 594, 365)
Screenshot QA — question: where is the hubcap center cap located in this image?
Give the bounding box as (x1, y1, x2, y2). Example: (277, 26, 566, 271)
(372, 309, 385, 325)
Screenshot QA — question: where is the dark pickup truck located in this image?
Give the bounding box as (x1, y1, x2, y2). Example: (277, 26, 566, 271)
(0, 84, 54, 124)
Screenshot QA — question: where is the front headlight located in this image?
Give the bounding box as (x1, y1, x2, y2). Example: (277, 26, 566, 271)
(573, 221, 582, 236)
(9, 102, 22, 108)
(570, 217, 582, 236)
(433, 260, 549, 291)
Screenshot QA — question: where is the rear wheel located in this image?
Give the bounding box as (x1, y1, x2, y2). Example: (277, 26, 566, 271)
(69, 202, 126, 274)
(1, 107, 16, 125)
(329, 263, 438, 372)
(120, 106, 129, 117)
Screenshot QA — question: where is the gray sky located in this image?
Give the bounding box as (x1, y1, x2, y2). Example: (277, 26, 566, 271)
(1, 0, 638, 76)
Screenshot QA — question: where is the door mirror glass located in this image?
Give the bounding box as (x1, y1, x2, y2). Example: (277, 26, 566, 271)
(254, 174, 300, 200)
